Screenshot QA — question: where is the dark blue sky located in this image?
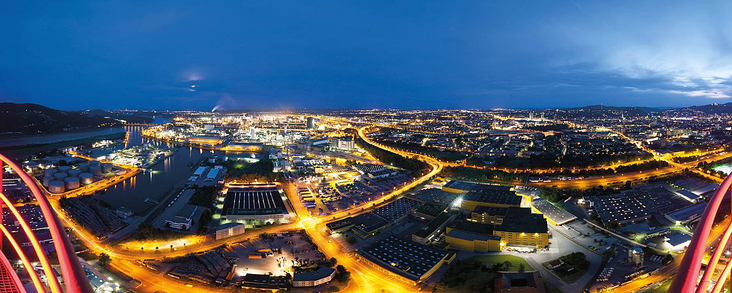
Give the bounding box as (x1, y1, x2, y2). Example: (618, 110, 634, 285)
(2, 1, 732, 110)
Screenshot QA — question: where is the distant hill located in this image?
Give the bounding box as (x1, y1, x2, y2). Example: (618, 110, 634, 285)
(673, 102, 732, 114)
(0, 103, 118, 135)
(83, 109, 155, 124)
(566, 105, 660, 115)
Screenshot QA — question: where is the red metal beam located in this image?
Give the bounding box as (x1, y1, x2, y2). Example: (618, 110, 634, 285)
(0, 225, 44, 293)
(670, 174, 732, 293)
(0, 154, 94, 293)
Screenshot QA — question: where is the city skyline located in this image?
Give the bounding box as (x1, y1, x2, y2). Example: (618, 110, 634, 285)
(3, 1, 732, 110)
(3, 1, 732, 292)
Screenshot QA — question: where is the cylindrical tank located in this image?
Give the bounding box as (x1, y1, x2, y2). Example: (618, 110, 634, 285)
(48, 181, 65, 193)
(68, 169, 81, 177)
(89, 165, 102, 175)
(53, 172, 68, 179)
(42, 176, 54, 187)
(90, 160, 101, 166)
(79, 173, 94, 185)
(101, 163, 112, 173)
(64, 177, 80, 189)
(44, 168, 58, 177)
(58, 166, 71, 172)
(78, 162, 90, 171)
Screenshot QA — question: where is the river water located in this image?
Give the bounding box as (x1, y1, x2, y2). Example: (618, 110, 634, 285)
(97, 125, 222, 215)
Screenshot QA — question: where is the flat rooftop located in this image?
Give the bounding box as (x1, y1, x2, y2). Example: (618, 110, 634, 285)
(222, 187, 287, 216)
(530, 198, 577, 225)
(498, 213, 547, 234)
(352, 213, 389, 234)
(464, 188, 521, 207)
(414, 213, 453, 239)
(359, 236, 452, 281)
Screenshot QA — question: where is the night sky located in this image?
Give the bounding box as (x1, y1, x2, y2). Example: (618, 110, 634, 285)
(2, 1, 732, 110)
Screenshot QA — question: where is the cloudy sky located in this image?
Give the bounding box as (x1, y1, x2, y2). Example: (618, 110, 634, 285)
(1, 1, 731, 110)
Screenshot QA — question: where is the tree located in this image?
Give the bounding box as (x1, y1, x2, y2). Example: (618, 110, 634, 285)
(98, 253, 111, 266)
(663, 254, 674, 265)
(335, 265, 351, 283)
(328, 257, 338, 267)
(346, 235, 356, 245)
(518, 263, 525, 272)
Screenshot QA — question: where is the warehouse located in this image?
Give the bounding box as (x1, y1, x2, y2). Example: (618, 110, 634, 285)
(220, 186, 294, 225)
(359, 236, 455, 284)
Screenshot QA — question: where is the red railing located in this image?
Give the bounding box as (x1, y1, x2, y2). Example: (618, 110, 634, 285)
(0, 154, 94, 293)
(670, 174, 732, 293)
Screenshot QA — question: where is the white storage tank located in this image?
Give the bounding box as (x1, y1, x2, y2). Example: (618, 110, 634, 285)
(79, 173, 94, 185)
(68, 169, 81, 177)
(42, 176, 54, 187)
(64, 177, 80, 189)
(48, 181, 65, 193)
(53, 172, 68, 179)
(44, 168, 58, 177)
(101, 163, 112, 173)
(78, 162, 90, 171)
(89, 165, 102, 175)
(58, 166, 71, 172)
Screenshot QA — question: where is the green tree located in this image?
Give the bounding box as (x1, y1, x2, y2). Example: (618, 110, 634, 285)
(98, 253, 111, 266)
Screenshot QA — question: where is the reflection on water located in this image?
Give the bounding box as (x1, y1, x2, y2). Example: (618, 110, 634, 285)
(98, 126, 219, 215)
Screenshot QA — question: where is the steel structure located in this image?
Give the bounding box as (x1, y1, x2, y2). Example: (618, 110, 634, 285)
(0, 154, 94, 293)
(670, 174, 732, 293)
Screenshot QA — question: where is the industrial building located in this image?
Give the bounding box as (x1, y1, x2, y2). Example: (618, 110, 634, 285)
(292, 267, 336, 287)
(529, 198, 578, 225)
(188, 136, 224, 146)
(165, 205, 200, 230)
(459, 184, 521, 211)
(412, 213, 455, 243)
(220, 185, 294, 225)
(359, 236, 455, 284)
(446, 208, 548, 252)
(215, 222, 247, 240)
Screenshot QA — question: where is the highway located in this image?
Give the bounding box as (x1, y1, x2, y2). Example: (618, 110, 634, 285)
(46, 124, 443, 292)
(50, 122, 731, 292)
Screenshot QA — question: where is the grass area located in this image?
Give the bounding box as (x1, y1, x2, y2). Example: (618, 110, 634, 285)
(435, 255, 532, 293)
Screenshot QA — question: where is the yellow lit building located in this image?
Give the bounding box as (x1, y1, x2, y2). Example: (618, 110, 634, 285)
(188, 136, 223, 146)
(446, 208, 548, 252)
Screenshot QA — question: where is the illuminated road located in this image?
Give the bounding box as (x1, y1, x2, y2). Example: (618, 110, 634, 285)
(51, 122, 732, 292)
(47, 124, 442, 292)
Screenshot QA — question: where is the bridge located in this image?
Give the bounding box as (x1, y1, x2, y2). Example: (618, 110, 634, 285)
(670, 173, 732, 293)
(0, 154, 93, 293)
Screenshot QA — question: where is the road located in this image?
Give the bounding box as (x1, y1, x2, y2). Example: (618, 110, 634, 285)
(52, 122, 732, 292)
(50, 124, 442, 292)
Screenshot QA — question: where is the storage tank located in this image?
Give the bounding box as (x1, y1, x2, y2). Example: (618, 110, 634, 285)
(78, 162, 90, 171)
(68, 169, 81, 177)
(64, 177, 80, 189)
(89, 165, 102, 175)
(48, 181, 65, 193)
(42, 176, 54, 187)
(101, 163, 112, 173)
(53, 172, 68, 179)
(44, 168, 58, 177)
(79, 173, 94, 185)
(90, 160, 101, 166)
(58, 166, 71, 172)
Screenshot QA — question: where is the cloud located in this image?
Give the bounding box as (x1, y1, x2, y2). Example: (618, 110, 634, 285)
(667, 89, 731, 99)
(554, 1, 732, 100)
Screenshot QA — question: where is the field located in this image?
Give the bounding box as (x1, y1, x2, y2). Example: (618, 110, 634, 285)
(435, 254, 532, 293)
